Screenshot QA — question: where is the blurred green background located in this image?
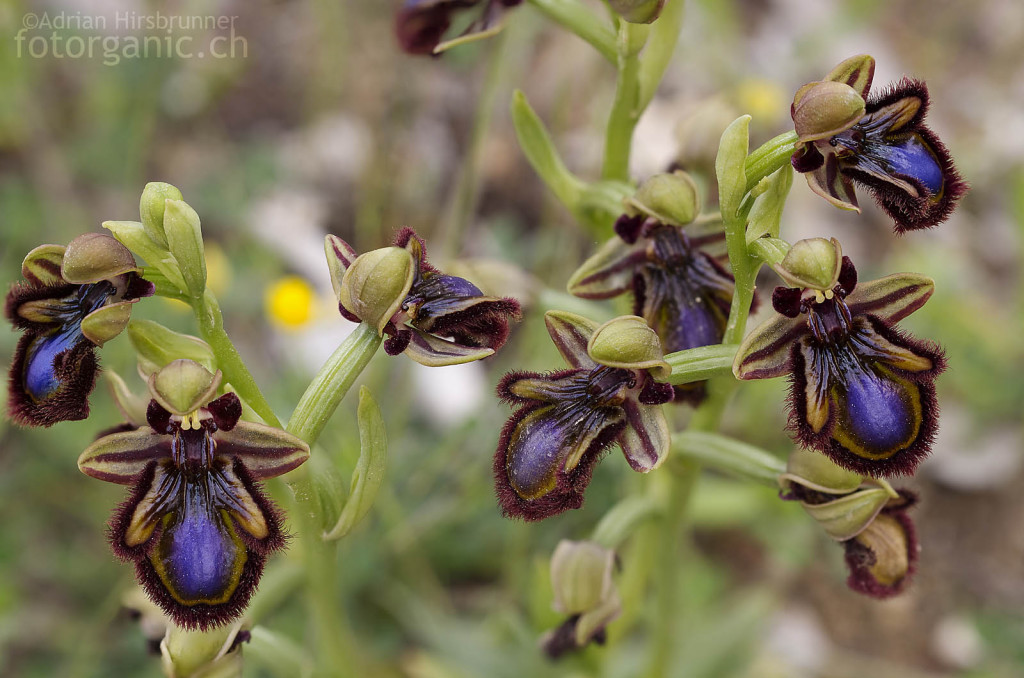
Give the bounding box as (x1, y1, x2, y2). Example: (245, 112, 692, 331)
(1, 0, 1022, 676)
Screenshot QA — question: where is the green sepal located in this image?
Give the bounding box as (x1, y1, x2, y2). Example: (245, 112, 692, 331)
(716, 115, 751, 221)
(800, 486, 891, 541)
(324, 235, 359, 302)
(103, 220, 187, 293)
(61, 233, 139, 284)
(80, 301, 133, 346)
(587, 315, 669, 378)
(745, 165, 793, 244)
(148, 359, 221, 416)
(403, 327, 495, 366)
(139, 181, 183, 248)
(163, 199, 207, 300)
(161, 622, 245, 678)
(732, 311, 804, 380)
(844, 272, 935, 324)
(324, 386, 388, 540)
(106, 371, 149, 428)
(544, 311, 600, 369)
(214, 422, 309, 479)
(824, 54, 875, 98)
(128, 318, 217, 376)
(21, 244, 66, 286)
(779, 446, 863, 495)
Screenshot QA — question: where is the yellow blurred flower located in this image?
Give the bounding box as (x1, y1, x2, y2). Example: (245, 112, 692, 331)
(265, 276, 317, 329)
(735, 79, 786, 127)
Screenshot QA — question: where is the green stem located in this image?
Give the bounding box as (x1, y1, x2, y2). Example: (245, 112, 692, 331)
(286, 322, 382, 445)
(193, 290, 281, 428)
(637, 0, 684, 110)
(283, 322, 381, 677)
(602, 20, 647, 181)
(744, 130, 798, 193)
(526, 0, 617, 63)
(662, 344, 738, 385)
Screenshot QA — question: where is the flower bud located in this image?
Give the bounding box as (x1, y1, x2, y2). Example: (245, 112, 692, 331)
(339, 246, 415, 334)
(544, 540, 622, 657)
(791, 80, 865, 143)
(163, 199, 207, 299)
(588, 315, 670, 378)
(140, 182, 184, 248)
(774, 237, 843, 291)
(61, 233, 139, 285)
(843, 491, 918, 598)
(149, 359, 221, 416)
(625, 171, 700, 227)
(608, 0, 665, 24)
(161, 622, 246, 678)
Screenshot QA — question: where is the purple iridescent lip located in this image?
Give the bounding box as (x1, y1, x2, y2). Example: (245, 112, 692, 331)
(734, 258, 945, 478)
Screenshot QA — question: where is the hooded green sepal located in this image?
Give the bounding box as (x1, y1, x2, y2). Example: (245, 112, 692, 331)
(774, 237, 843, 291)
(587, 315, 670, 378)
(609, 0, 665, 23)
(716, 115, 751, 221)
(103, 220, 188, 293)
(324, 386, 388, 540)
(163, 199, 207, 300)
(745, 165, 793, 244)
(339, 247, 415, 334)
(139, 181, 183, 248)
(792, 80, 865, 143)
(21, 244, 67, 286)
(625, 171, 700, 227)
(128, 319, 217, 376)
(149, 359, 221, 416)
(61, 233, 139, 284)
(824, 54, 876, 98)
(80, 302, 133, 346)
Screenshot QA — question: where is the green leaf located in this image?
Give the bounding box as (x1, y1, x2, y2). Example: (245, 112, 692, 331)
(591, 495, 661, 549)
(745, 164, 793, 243)
(715, 115, 751, 221)
(103, 219, 187, 293)
(511, 90, 586, 213)
(324, 386, 387, 540)
(163, 199, 207, 300)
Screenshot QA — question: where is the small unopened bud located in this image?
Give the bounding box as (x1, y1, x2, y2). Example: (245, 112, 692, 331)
(775, 237, 843, 291)
(544, 540, 622, 658)
(149, 359, 221, 416)
(608, 0, 665, 23)
(843, 492, 918, 599)
(625, 171, 700, 227)
(161, 623, 246, 678)
(140, 182, 184, 248)
(338, 246, 415, 334)
(792, 80, 865, 143)
(588, 316, 669, 378)
(163, 199, 207, 299)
